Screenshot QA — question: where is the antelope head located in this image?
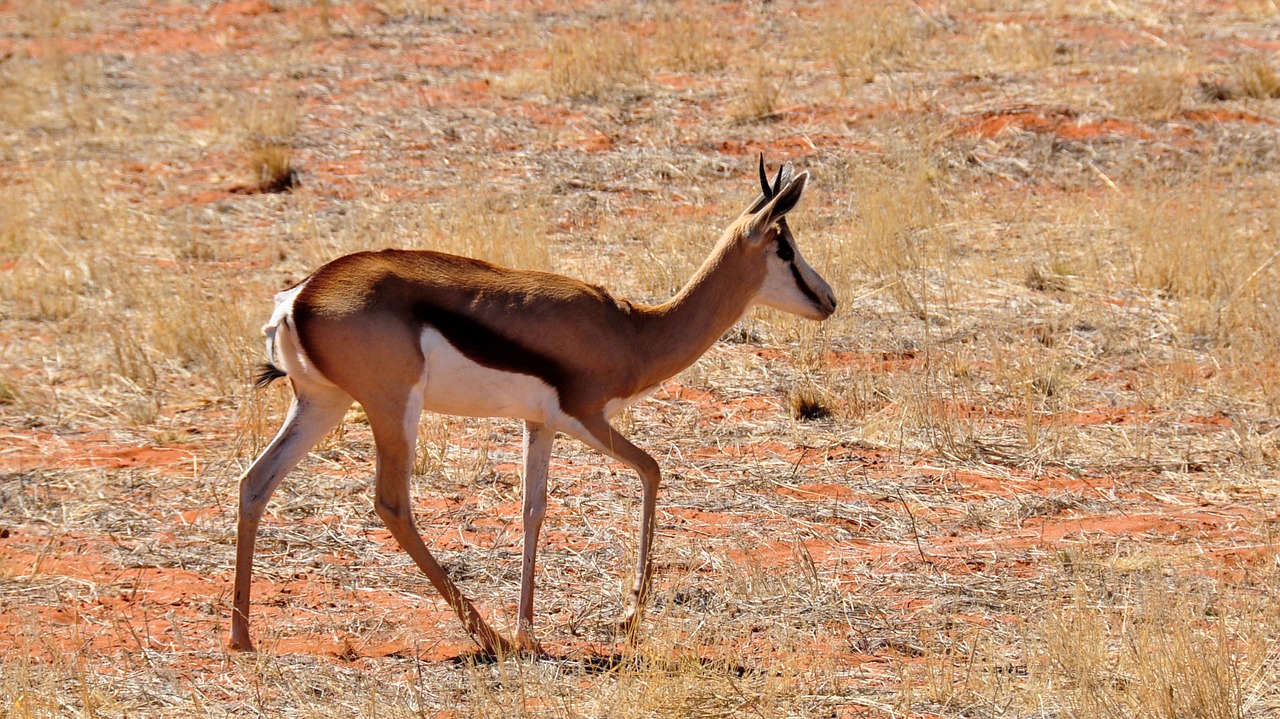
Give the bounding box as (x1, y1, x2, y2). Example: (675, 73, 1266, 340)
(741, 155, 837, 321)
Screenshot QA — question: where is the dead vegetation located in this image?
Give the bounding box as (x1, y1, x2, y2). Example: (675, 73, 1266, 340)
(2, 0, 1280, 716)
(235, 92, 300, 194)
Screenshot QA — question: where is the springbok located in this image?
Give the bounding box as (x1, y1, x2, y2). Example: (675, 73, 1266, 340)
(230, 157, 836, 656)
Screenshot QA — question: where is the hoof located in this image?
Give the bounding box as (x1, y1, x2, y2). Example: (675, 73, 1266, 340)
(476, 634, 515, 659)
(615, 612, 643, 644)
(514, 630, 546, 658)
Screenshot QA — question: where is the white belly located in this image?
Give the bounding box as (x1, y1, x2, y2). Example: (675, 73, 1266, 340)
(417, 327, 563, 421)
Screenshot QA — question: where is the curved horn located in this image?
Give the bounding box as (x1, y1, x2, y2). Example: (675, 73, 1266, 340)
(758, 153, 773, 199)
(772, 164, 784, 196)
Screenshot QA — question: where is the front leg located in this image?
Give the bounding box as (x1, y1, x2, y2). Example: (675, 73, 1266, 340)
(563, 414, 661, 643)
(516, 420, 554, 654)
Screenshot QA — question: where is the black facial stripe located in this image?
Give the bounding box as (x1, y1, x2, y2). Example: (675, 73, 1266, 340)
(771, 222, 825, 308)
(775, 235, 794, 262)
(790, 263, 825, 307)
(775, 219, 795, 261)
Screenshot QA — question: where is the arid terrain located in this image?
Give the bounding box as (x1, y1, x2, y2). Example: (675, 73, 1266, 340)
(2, 0, 1280, 716)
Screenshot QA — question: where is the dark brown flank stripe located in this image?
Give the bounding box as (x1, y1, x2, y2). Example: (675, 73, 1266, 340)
(292, 263, 575, 404)
(409, 300, 574, 395)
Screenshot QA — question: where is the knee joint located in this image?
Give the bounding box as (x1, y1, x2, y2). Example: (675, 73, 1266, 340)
(639, 460, 661, 488)
(375, 498, 409, 524)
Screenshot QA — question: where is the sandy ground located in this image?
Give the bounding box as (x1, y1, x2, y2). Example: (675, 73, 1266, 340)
(2, 1, 1279, 716)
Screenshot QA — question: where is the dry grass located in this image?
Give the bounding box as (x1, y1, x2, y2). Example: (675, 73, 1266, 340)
(894, 555, 1280, 717)
(543, 28, 647, 101)
(811, 3, 921, 89)
(3, 0, 1280, 717)
(732, 58, 786, 123)
(1102, 183, 1280, 352)
(1112, 58, 1186, 119)
(653, 11, 725, 74)
(978, 21, 1062, 73)
(373, 0, 446, 21)
(237, 92, 300, 194)
(1236, 56, 1280, 100)
(1039, 571, 1277, 719)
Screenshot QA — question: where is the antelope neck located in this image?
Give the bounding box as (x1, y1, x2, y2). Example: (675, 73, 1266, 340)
(632, 234, 762, 388)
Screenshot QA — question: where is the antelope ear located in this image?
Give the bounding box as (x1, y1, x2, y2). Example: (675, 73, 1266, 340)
(745, 172, 809, 239)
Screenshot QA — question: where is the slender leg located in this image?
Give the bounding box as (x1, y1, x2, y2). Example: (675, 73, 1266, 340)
(230, 386, 352, 651)
(561, 414, 661, 642)
(365, 398, 512, 656)
(515, 420, 554, 654)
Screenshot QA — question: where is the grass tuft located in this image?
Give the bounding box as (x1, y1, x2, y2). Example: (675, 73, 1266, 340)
(239, 93, 300, 194)
(788, 387, 832, 421)
(655, 12, 725, 73)
(731, 59, 785, 123)
(0, 378, 19, 406)
(1025, 263, 1073, 293)
(1236, 56, 1280, 99)
(1113, 60, 1185, 119)
(808, 2, 920, 91)
(979, 21, 1062, 73)
(1041, 578, 1267, 719)
(544, 28, 647, 100)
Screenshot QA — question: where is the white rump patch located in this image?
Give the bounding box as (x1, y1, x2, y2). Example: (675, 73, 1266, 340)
(264, 280, 341, 387)
(263, 282, 305, 366)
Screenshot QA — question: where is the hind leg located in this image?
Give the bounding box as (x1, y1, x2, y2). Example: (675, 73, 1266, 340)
(364, 395, 512, 656)
(230, 383, 352, 651)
